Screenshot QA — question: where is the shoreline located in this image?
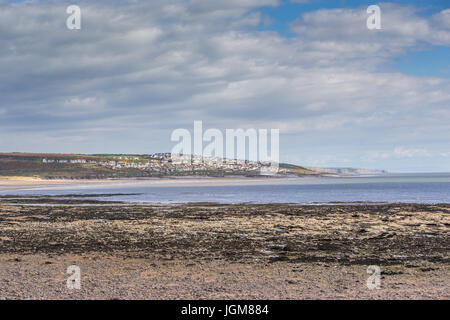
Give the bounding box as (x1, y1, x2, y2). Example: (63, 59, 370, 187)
(1, 175, 450, 205)
(0, 175, 333, 192)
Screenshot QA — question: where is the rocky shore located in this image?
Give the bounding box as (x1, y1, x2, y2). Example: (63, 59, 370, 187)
(0, 198, 448, 299)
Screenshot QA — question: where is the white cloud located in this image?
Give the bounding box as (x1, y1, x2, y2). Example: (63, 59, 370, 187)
(0, 1, 449, 170)
(393, 146, 430, 158)
(365, 147, 435, 161)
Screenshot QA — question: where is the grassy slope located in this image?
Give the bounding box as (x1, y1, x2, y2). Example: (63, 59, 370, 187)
(0, 153, 319, 179)
(279, 163, 319, 175)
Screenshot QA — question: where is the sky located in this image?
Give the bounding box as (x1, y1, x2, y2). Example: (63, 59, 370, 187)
(0, 0, 449, 172)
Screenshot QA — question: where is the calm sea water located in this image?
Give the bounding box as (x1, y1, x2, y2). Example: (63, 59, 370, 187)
(2, 173, 450, 204)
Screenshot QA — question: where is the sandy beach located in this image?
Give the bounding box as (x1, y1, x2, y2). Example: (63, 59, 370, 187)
(0, 198, 448, 299)
(0, 177, 127, 191)
(0, 176, 293, 192)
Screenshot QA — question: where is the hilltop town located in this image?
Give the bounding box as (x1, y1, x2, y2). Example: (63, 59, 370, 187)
(0, 153, 316, 179)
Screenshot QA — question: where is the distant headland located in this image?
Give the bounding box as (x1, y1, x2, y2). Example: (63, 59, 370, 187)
(0, 152, 386, 180)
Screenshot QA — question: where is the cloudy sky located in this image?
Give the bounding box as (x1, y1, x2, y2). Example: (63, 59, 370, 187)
(1, 0, 449, 172)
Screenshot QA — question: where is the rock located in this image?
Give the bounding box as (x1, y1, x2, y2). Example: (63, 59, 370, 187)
(382, 270, 404, 275)
(286, 280, 297, 284)
(420, 267, 436, 272)
(268, 255, 289, 263)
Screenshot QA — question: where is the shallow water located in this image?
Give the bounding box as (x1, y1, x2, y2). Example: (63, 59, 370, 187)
(1, 173, 450, 204)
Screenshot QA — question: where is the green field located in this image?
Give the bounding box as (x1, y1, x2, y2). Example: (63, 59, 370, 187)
(0, 153, 319, 179)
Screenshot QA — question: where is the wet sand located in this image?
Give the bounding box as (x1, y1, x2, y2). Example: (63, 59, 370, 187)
(0, 176, 290, 192)
(0, 177, 131, 192)
(0, 201, 448, 299)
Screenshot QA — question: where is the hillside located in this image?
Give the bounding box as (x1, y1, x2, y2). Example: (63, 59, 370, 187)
(279, 163, 319, 175)
(0, 153, 320, 179)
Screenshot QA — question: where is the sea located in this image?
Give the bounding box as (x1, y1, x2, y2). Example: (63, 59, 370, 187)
(1, 173, 450, 204)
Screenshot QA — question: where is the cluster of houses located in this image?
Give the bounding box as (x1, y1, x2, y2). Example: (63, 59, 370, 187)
(41, 154, 271, 174)
(171, 155, 263, 173)
(42, 159, 87, 164)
